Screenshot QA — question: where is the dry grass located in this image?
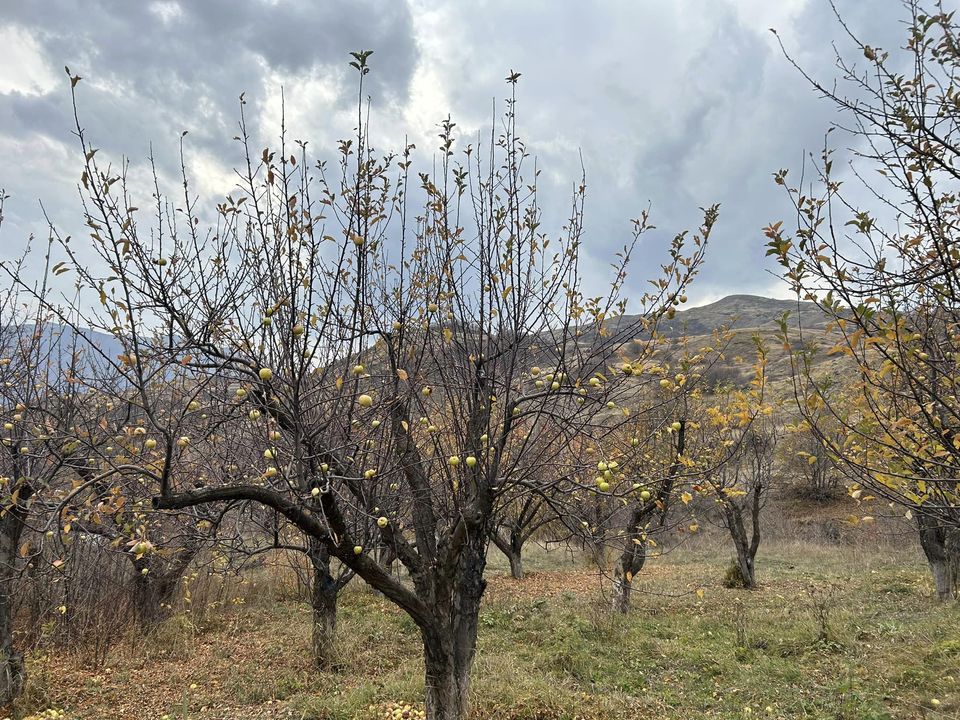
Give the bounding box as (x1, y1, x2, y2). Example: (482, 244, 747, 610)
(8, 538, 959, 720)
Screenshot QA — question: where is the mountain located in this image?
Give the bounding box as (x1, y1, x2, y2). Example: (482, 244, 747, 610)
(656, 294, 829, 338)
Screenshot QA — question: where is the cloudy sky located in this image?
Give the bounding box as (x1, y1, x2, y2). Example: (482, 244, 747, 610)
(0, 0, 913, 308)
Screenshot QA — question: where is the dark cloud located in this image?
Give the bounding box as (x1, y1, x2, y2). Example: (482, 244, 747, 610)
(0, 0, 923, 308)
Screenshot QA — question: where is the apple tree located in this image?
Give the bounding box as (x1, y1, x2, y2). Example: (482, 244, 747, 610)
(40, 56, 715, 719)
(767, 3, 960, 598)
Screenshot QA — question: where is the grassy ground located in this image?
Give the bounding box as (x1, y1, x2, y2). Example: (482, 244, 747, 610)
(10, 538, 960, 720)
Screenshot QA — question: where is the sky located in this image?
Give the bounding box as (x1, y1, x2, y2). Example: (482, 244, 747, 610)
(0, 0, 916, 309)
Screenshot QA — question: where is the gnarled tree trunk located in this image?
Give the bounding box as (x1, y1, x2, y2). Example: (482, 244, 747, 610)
(917, 513, 960, 601)
(131, 547, 198, 630)
(490, 527, 524, 579)
(611, 537, 646, 613)
(0, 510, 27, 706)
(723, 485, 762, 589)
(309, 538, 340, 669)
(421, 531, 487, 720)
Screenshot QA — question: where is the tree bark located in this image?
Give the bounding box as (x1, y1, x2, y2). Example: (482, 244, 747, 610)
(917, 513, 959, 601)
(490, 528, 524, 579)
(611, 539, 646, 613)
(131, 547, 198, 629)
(309, 539, 339, 669)
(0, 512, 27, 706)
(725, 504, 757, 589)
(420, 531, 486, 720)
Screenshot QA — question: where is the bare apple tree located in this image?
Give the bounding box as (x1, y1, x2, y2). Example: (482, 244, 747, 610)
(30, 56, 716, 719)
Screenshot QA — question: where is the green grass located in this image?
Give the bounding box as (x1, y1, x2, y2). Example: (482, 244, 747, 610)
(13, 540, 960, 720)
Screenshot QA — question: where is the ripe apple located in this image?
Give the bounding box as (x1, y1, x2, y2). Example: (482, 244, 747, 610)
(377, 516, 389, 528)
(364, 469, 376, 479)
(258, 367, 274, 381)
(354, 545, 363, 555)
(598, 481, 610, 492)
(465, 456, 477, 468)
(311, 487, 321, 497)
(671, 421, 682, 432)
(358, 394, 374, 408)
(145, 438, 157, 450)
(265, 467, 278, 478)
(422, 387, 432, 397)
(448, 456, 460, 467)
(640, 490, 651, 501)
(270, 430, 281, 441)
(249, 409, 261, 420)
(292, 324, 305, 337)
(353, 364, 365, 375)
(176, 436, 190, 447)
(235, 388, 247, 398)
(264, 448, 275, 460)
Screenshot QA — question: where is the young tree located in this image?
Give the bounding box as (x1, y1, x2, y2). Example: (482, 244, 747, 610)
(767, 2, 960, 598)
(698, 343, 778, 589)
(29, 58, 716, 719)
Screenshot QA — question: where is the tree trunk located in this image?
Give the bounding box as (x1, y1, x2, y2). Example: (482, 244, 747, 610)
(491, 528, 524, 579)
(0, 513, 26, 706)
(612, 421, 685, 613)
(130, 546, 198, 630)
(507, 545, 524, 580)
(309, 540, 339, 669)
(423, 638, 473, 720)
(131, 567, 181, 628)
(725, 504, 757, 589)
(420, 531, 486, 720)
(611, 539, 646, 613)
(917, 513, 959, 601)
